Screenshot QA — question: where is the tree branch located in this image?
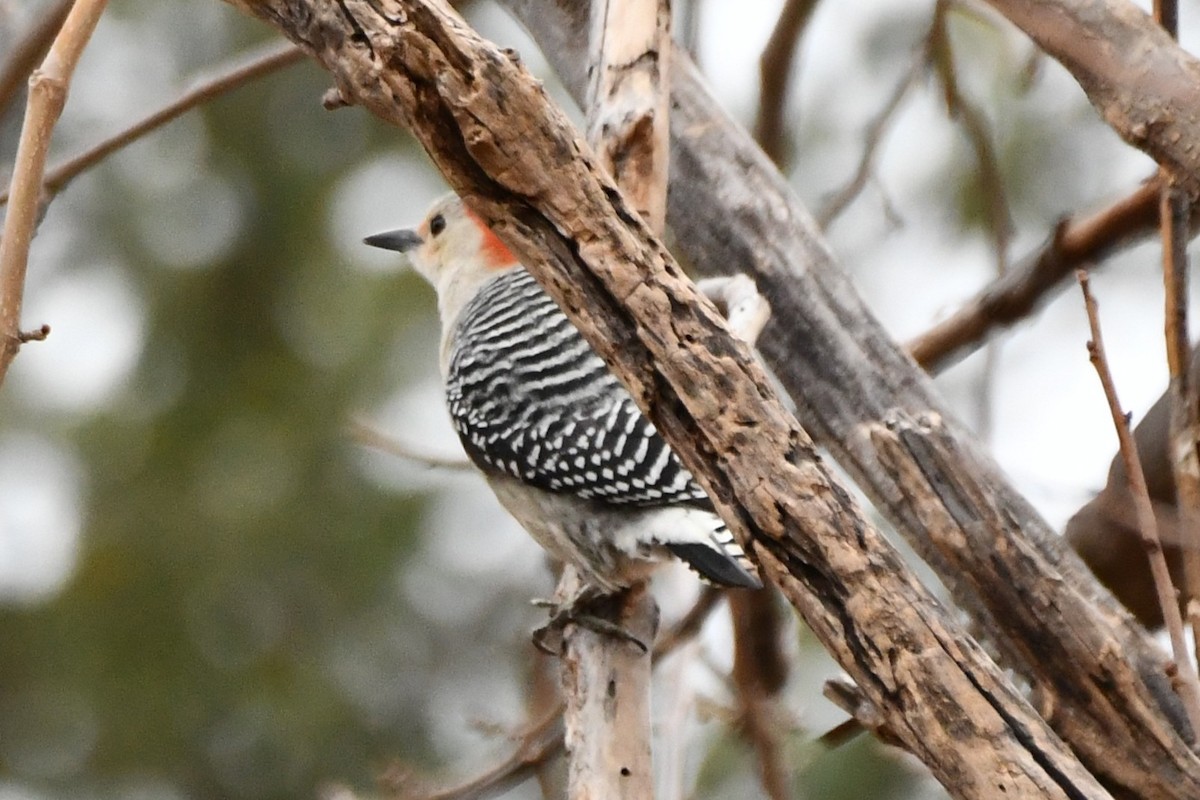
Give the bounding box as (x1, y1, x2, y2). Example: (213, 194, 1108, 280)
(753, 0, 819, 168)
(0, 0, 109, 388)
(555, 3, 671, 796)
(502, 1, 1200, 794)
(1152, 0, 1200, 668)
(980, 0, 1200, 196)
(585, 0, 670, 231)
(222, 1, 1115, 796)
(388, 588, 725, 800)
(908, 176, 1165, 371)
(385, 706, 565, 800)
(1078, 269, 1200, 737)
(0, 39, 305, 208)
(0, 0, 73, 120)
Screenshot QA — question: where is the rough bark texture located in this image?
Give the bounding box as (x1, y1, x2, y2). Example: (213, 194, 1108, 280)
(559, 577, 656, 799)
(585, 0, 670, 231)
(560, 3, 669, 795)
(221, 0, 1117, 796)
(501, 1, 1200, 796)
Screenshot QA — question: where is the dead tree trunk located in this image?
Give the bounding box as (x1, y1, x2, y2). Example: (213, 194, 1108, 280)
(221, 0, 1200, 796)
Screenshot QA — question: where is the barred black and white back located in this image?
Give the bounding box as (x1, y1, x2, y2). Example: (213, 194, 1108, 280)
(444, 267, 760, 589)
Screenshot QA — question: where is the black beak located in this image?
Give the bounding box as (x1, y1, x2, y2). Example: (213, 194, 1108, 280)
(363, 228, 423, 253)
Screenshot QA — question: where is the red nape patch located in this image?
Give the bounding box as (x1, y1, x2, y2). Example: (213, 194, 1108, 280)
(468, 210, 519, 270)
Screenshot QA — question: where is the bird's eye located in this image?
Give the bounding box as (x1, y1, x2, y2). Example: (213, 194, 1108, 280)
(429, 214, 446, 236)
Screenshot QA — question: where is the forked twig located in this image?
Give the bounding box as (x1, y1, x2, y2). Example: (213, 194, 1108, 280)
(817, 48, 922, 229)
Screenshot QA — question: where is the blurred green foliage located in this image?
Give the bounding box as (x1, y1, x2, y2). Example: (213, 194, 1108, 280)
(0, 5, 444, 796)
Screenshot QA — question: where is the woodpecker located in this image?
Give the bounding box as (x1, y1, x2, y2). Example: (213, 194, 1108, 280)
(365, 194, 760, 594)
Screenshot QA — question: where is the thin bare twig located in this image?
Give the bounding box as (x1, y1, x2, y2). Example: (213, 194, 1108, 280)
(650, 586, 722, 660)
(0, 40, 305, 207)
(0, 0, 73, 120)
(385, 706, 565, 800)
(930, 0, 1013, 268)
(1078, 269, 1200, 740)
(522, 651, 561, 798)
(0, 0, 110, 388)
(1153, 0, 1200, 668)
(753, 0, 819, 168)
(816, 49, 922, 230)
(821, 678, 900, 749)
(1161, 177, 1200, 669)
(348, 417, 473, 471)
(908, 177, 1165, 372)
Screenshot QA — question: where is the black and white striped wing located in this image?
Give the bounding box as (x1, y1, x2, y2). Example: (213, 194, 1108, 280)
(445, 268, 709, 508)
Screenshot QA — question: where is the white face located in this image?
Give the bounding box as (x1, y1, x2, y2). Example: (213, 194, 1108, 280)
(404, 194, 517, 286)
(404, 195, 466, 282)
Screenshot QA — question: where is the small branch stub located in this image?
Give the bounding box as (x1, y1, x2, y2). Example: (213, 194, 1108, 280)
(18, 323, 51, 343)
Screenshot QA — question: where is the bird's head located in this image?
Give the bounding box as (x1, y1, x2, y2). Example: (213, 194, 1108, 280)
(364, 193, 519, 287)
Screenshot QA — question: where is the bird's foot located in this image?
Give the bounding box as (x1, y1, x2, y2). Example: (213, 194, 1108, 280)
(530, 588, 650, 656)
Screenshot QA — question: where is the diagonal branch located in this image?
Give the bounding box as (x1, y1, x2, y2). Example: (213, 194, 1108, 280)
(980, 0, 1200, 196)
(388, 707, 564, 800)
(222, 1, 1114, 796)
(908, 177, 1164, 371)
(503, 1, 1200, 794)
(0, 39, 305, 208)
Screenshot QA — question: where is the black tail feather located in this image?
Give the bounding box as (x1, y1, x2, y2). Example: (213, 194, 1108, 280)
(666, 542, 762, 589)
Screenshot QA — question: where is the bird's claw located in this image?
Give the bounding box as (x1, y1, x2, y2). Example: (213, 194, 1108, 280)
(530, 591, 649, 656)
